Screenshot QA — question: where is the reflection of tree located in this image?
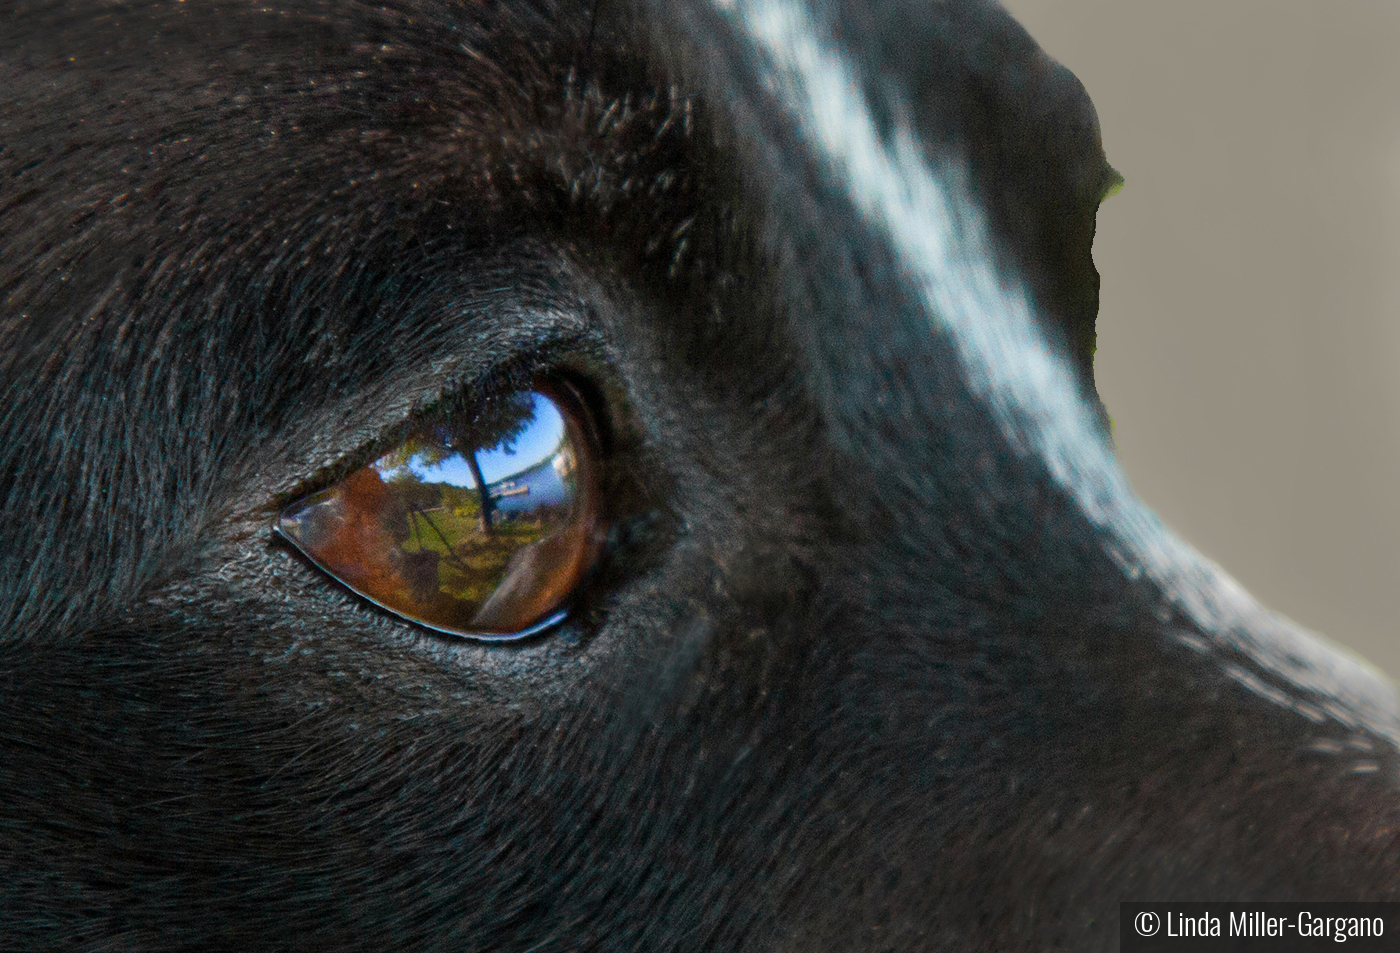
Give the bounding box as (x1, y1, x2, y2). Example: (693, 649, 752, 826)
(462, 455, 494, 533)
(397, 392, 536, 535)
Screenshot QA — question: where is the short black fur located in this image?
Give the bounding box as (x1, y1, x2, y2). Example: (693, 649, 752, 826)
(3, 0, 1397, 949)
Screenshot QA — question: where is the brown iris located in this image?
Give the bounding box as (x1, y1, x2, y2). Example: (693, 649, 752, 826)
(278, 382, 603, 639)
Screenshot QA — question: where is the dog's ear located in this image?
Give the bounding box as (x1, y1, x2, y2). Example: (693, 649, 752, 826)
(2, 0, 1398, 949)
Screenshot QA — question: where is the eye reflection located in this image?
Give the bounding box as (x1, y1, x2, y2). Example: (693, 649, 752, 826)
(278, 384, 602, 639)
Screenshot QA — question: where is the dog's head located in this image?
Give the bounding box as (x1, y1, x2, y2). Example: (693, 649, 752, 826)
(2, 0, 1397, 947)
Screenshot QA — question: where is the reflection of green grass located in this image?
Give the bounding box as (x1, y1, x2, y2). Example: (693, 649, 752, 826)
(402, 510, 550, 605)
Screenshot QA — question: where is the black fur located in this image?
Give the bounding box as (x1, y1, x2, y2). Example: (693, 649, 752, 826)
(2, 0, 1397, 948)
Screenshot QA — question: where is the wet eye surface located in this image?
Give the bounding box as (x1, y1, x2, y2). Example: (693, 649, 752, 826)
(278, 381, 604, 640)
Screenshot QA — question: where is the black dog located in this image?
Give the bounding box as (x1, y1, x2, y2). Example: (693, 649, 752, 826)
(3, 0, 1396, 948)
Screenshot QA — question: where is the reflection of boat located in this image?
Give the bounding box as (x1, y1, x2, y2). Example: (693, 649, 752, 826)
(553, 446, 575, 479)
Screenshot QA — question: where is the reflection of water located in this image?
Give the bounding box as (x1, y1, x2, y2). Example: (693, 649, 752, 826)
(490, 453, 570, 516)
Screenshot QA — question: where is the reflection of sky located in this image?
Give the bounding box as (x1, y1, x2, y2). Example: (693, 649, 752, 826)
(400, 392, 566, 489)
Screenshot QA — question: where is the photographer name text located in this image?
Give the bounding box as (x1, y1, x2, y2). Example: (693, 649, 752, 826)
(1161, 911, 1383, 942)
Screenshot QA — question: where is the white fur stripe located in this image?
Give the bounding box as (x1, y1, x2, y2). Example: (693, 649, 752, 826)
(720, 0, 1398, 738)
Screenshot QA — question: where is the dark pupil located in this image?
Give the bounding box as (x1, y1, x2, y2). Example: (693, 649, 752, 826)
(278, 387, 600, 639)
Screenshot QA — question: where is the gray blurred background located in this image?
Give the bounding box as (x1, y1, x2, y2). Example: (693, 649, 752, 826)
(1000, 0, 1400, 680)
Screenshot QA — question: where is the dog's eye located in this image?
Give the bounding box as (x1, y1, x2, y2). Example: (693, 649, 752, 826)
(277, 382, 603, 640)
